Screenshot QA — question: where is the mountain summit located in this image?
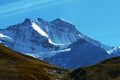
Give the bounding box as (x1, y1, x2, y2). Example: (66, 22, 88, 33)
(0, 18, 117, 68)
(0, 18, 83, 57)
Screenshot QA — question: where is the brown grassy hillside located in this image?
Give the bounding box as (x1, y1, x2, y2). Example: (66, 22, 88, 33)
(62, 57, 120, 80)
(0, 44, 66, 80)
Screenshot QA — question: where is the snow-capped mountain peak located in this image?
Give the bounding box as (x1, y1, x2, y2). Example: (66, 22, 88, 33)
(52, 18, 64, 23)
(0, 18, 118, 68)
(0, 18, 112, 55)
(51, 18, 76, 31)
(51, 18, 73, 24)
(0, 18, 83, 57)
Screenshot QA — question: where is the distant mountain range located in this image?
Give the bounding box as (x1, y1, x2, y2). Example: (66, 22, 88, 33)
(0, 18, 119, 68)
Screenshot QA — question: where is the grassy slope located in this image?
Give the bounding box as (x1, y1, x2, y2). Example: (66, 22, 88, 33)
(0, 44, 66, 80)
(62, 57, 120, 80)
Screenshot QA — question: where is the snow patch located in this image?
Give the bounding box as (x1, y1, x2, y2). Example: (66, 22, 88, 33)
(24, 53, 38, 58)
(106, 50, 113, 54)
(118, 46, 120, 48)
(0, 33, 13, 42)
(48, 38, 66, 46)
(78, 34, 83, 38)
(51, 48, 71, 53)
(31, 22, 49, 38)
(107, 46, 120, 54)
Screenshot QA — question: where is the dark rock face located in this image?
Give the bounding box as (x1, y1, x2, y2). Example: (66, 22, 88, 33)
(46, 39, 110, 68)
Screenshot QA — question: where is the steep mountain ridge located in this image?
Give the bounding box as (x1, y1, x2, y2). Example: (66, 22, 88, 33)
(45, 38, 111, 68)
(0, 18, 117, 68)
(0, 19, 58, 58)
(0, 18, 111, 53)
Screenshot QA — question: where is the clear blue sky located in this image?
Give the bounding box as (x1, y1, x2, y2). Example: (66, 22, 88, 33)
(0, 0, 120, 47)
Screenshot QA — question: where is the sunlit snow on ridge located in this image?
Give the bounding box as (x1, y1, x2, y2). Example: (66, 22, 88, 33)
(24, 48, 71, 58)
(32, 21, 71, 46)
(107, 46, 120, 54)
(0, 33, 13, 42)
(51, 48, 71, 53)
